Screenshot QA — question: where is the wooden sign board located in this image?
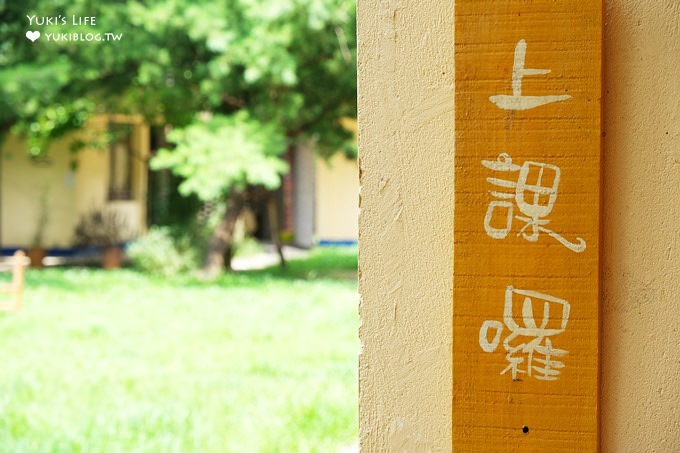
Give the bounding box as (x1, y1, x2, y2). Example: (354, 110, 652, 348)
(453, 1, 601, 451)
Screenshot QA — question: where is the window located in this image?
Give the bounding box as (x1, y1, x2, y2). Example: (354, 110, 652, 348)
(108, 123, 133, 201)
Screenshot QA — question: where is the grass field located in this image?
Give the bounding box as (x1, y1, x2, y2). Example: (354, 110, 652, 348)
(0, 248, 358, 452)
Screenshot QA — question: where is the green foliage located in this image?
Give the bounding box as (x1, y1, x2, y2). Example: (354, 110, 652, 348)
(151, 113, 288, 201)
(0, 0, 357, 164)
(147, 169, 204, 227)
(0, 0, 131, 152)
(127, 226, 197, 277)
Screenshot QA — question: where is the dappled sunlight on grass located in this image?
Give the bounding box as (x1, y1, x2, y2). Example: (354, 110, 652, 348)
(234, 247, 358, 282)
(0, 249, 358, 452)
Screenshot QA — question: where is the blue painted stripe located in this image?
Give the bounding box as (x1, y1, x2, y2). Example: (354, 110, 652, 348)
(317, 240, 358, 247)
(1, 244, 129, 257)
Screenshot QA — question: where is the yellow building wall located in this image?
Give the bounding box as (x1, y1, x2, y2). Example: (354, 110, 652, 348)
(315, 154, 359, 243)
(0, 115, 149, 249)
(1, 135, 79, 248)
(359, 0, 680, 451)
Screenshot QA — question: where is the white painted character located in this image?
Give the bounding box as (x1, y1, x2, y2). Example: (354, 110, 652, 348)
(482, 153, 586, 253)
(479, 286, 570, 381)
(489, 39, 571, 111)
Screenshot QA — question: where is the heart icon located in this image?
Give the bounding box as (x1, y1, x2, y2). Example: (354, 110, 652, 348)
(26, 31, 40, 42)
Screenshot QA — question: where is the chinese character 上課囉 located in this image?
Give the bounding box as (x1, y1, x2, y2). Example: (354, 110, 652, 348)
(479, 286, 571, 381)
(482, 152, 586, 253)
(489, 39, 571, 111)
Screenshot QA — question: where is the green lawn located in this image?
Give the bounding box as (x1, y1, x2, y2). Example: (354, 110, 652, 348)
(0, 248, 358, 452)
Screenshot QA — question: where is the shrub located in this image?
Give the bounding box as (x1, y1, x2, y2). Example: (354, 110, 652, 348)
(127, 226, 197, 277)
(73, 207, 134, 247)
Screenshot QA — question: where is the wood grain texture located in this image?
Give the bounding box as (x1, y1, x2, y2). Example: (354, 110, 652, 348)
(453, 1, 601, 451)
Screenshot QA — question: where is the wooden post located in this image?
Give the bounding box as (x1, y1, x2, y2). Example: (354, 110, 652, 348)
(0, 250, 27, 311)
(453, 1, 602, 450)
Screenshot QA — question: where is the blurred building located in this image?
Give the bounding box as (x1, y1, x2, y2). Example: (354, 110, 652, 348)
(286, 144, 358, 248)
(0, 116, 358, 253)
(0, 114, 149, 254)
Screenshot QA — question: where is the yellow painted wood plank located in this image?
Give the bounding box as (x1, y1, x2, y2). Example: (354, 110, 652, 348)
(453, 1, 601, 451)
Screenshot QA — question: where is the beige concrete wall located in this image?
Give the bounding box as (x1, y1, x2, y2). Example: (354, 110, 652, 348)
(358, 0, 453, 450)
(601, 2, 680, 451)
(0, 116, 149, 248)
(359, 0, 680, 451)
(315, 153, 359, 243)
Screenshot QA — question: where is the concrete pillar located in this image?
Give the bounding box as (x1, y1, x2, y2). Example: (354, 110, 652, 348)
(358, 1, 453, 450)
(358, 0, 680, 450)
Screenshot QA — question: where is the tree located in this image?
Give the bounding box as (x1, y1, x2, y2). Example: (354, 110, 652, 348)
(0, 0, 357, 276)
(150, 112, 288, 274)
